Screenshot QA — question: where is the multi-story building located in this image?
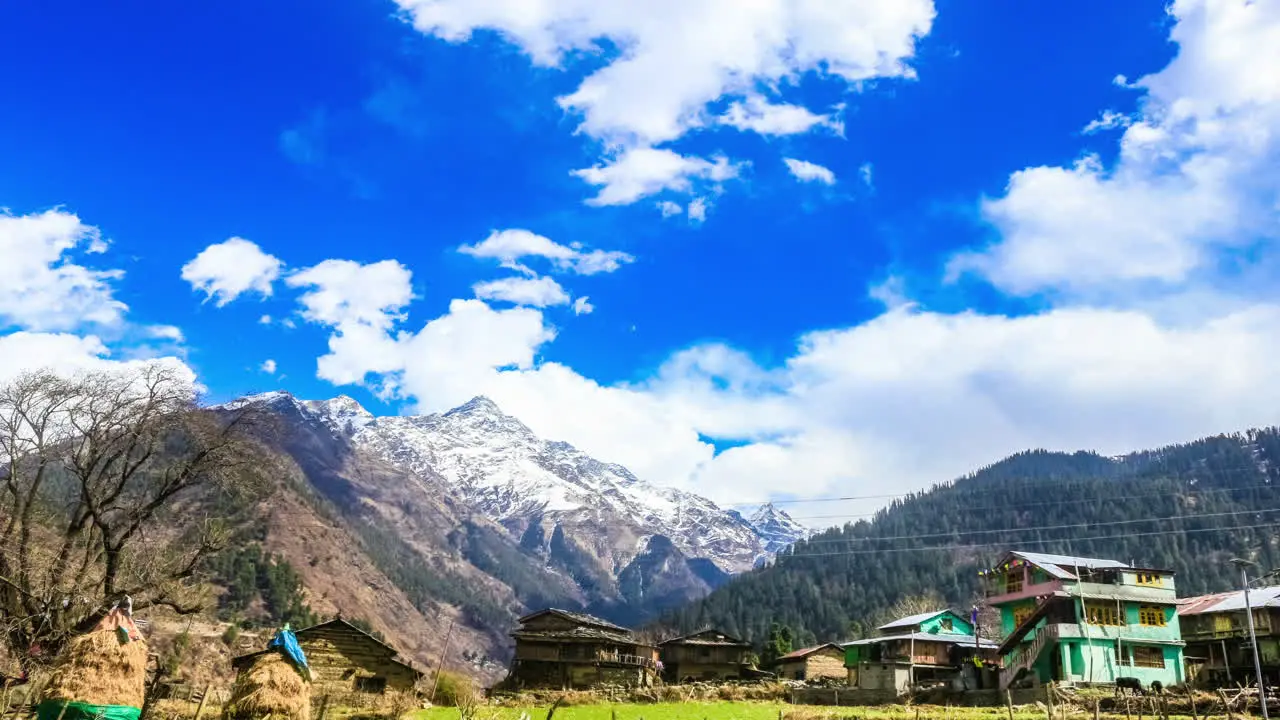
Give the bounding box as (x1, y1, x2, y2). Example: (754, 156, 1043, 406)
(1178, 586, 1280, 688)
(982, 551, 1185, 690)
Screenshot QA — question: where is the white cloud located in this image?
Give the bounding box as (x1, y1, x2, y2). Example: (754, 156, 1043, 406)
(784, 158, 837, 185)
(285, 259, 415, 386)
(397, 0, 931, 147)
(473, 276, 570, 308)
(0, 331, 195, 388)
(953, 0, 1280, 299)
(394, 0, 932, 204)
(859, 162, 874, 188)
(1082, 110, 1132, 134)
(459, 229, 634, 276)
(181, 237, 284, 306)
(687, 198, 709, 223)
(718, 96, 842, 136)
(657, 201, 684, 218)
(147, 325, 185, 342)
(0, 209, 127, 331)
(572, 296, 594, 315)
(259, 314, 273, 325)
(573, 148, 741, 206)
(261, 359, 277, 374)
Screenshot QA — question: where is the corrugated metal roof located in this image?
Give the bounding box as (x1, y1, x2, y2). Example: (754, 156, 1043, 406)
(1178, 586, 1280, 615)
(878, 610, 949, 630)
(1011, 551, 1129, 580)
(777, 643, 843, 661)
(843, 632, 1000, 649)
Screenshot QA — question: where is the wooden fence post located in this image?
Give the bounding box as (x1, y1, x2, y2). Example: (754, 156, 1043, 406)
(1093, 697, 1100, 720)
(192, 684, 211, 720)
(1218, 689, 1234, 720)
(1184, 685, 1198, 720)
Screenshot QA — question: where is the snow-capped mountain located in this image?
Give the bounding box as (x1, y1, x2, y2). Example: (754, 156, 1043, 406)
(218, 391, 807, 609)
(747, 502, 812, 553)
(346, 395, 772, 573)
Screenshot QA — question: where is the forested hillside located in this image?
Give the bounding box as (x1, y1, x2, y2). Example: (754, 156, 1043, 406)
(663, 428, 1280, 649)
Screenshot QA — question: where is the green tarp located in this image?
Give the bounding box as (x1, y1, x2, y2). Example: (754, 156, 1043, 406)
(37, 699, 141, 720)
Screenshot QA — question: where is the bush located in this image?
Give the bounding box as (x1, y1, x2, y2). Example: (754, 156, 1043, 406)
(429, 670, 476, 707)
(221, 624, 241, 647)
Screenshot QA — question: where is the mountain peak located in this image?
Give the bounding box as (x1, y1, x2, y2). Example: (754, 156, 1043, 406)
(448, 395, 504, 417)
(746, 502, 808, 553)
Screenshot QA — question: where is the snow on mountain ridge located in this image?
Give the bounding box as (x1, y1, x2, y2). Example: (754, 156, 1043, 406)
(219, 391, 801, 571)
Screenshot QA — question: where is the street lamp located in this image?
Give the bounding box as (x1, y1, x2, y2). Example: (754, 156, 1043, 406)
(1230, 558, 1270, 720)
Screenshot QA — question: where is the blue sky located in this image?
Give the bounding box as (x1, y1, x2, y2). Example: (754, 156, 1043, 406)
(2, 0, 1279, 516)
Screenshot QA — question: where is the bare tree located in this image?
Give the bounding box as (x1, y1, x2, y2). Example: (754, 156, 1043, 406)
(0, 364, 278, 665)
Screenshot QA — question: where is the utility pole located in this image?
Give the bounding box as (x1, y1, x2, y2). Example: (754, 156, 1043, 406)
(1230, 558, 1269, 720)
(429, 619, 457, 705)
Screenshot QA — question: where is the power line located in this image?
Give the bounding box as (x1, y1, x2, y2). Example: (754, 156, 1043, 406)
(787, 483, 1280, 521)
(793, 507, 1280, 545)
(772, 522, 1280, 559)
(725, 464, 1279, 508)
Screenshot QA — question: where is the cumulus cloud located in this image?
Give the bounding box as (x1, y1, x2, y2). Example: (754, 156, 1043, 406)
(952, 0, 1280, 299)
(473, 276, 571, 308)
(0, 209, 127, 331)
(573, 148, 741, 206)
(181, 237, 284, 306)
(0, 331, 196, 386)
(572, 296, 594, 315)
(784, 158, 837, 185)
(719, 96, 843, 136)
(687, 198, 709, 223)
(657, 201, 684, 218)
(459, 229, 634, 276)
(261, 359, 277, 374)
(279, 0, 1280, 516)
(395, 0, 933, 204)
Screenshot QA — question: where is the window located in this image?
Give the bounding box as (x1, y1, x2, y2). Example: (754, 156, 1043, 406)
(355, 676, 387, 694)
(1129, 647, 1165, 668)
(1012, 605, 1035, 628)
(1139, 606, 1167, 627)
(1136, 572, 1163, 587)
(1084, 604, 1122, 626)
(940, 617, 954, 632)
(1006, 571, 1024, 594)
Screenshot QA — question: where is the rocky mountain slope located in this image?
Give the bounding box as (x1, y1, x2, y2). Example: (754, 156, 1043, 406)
(214, 391, 806, 675)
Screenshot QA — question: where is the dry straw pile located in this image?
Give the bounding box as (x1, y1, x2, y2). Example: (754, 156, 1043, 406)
(223, 653, 311, 720)
(44, 628, 149, 708)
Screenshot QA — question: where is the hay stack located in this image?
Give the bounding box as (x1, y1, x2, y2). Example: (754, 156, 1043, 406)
(43, 628, 149, 708)
(223, 653, 310, 720)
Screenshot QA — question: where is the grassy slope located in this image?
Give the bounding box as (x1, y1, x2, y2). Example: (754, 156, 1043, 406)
(413, 705, 1203, 720)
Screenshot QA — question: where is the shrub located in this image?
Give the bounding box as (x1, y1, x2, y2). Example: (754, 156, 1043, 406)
(430, 670, 476, 707)
(221, 624, 241, 647)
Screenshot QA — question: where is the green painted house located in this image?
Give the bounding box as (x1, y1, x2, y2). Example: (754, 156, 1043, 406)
(842, 610, 1000, 693)
(983, 551, 1185, 690)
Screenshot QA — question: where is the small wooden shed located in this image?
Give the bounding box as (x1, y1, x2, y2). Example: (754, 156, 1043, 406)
(773, 644, 846, 682)
(232, 619, 422, 697)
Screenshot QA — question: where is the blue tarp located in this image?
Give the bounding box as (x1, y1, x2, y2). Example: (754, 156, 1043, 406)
(267, 625, 311, 681)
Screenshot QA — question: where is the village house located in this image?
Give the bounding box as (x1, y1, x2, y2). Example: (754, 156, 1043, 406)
(503, 609, 658, 689)
(842, 609, 1000, 693)
(658, 629, 754, 683)
(232, 618, 422, 696)
(773, 644, 846, 682)
(984, 551, 1185, 690)
(1177, 586, 1280, 688)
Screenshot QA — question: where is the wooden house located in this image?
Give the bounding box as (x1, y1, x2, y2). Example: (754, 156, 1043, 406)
(1177, 586, 1280, 688)
(658, 629, 754, 683)
(772, 644, 846, 682)
(842, 610, 1000, 693)
(504, 609, 658, 689)
(232, 618, 422, 696)
(983, 550, 1185, 690)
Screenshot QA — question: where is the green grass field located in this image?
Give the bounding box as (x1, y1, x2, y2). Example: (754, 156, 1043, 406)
(411, 703, 1193, 720)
